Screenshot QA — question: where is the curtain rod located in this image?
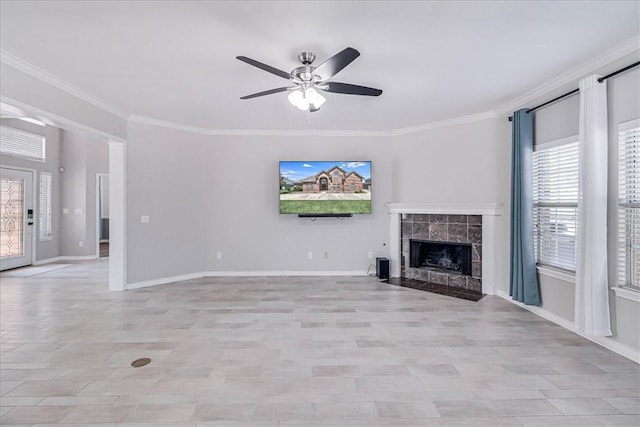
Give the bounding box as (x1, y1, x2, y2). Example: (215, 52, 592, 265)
(508, 60, 640, 121)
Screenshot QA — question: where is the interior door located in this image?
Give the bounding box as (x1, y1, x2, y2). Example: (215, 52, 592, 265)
(0, 168, 34, 271)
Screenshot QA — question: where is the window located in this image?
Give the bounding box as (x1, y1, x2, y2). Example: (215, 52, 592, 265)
(618, 120, 640, 290)
(533, 137, 579, 272)
(0, 126, 45, 162)
(333, 170, 339, 178)
(39, 173, 53, 240)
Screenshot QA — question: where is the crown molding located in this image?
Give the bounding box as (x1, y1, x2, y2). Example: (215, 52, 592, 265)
(127, 114, 393, 137)
(496, 35, 640, 116)
(1, 96, 126, 143)
(128, 110, 498, 137)
(389, 111, 497, 136)
(1, 49, 129, 120)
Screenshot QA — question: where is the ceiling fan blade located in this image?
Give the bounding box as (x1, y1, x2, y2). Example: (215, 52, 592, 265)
(320, 82, 382, 96)
(236, 56, 291, 80)
(313, 47, 360, 80)
(240, 87, 293, 100)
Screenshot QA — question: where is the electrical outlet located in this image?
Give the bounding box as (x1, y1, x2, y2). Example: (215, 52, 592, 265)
(368, 251, 374, 259)
(324, 252, 328, 259)
(62, 208, 69, 214)
(216, 251, 222, 260)
(308, 251, 313, 259)
(140, 215, 150, 223)
(78, 241, 84, 247)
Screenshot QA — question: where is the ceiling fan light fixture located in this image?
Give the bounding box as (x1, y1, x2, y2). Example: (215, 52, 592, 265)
(305, 88, 325, 109)
(288, 90, 308, 111)
(288, 87, 326, 111)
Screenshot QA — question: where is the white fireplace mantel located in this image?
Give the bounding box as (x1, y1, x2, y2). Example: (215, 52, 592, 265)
(386, 203, 503, 295)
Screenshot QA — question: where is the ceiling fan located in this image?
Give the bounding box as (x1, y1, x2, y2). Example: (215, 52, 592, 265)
(236, 47, 382, 112)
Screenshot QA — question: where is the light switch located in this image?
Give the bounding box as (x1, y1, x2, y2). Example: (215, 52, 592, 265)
(62, 208, 69, 214)
(140, 215, 150, 223)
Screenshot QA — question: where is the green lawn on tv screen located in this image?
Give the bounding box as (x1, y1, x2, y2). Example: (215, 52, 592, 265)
(280, 200, 371, 214)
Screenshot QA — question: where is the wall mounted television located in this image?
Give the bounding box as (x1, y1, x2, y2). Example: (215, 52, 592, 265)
(279, 161, 372, 216)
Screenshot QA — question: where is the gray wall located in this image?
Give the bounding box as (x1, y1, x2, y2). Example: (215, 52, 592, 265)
(124, 118, 501, 284)
(497, 52, 640, 354)
(59, 129, 109, 256)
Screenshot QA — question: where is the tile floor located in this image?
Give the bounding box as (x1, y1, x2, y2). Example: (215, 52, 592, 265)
(1, 260, 638, 426)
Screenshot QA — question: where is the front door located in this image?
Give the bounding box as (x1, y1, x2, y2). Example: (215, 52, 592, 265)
(1, 168, 34, 270)
(320, 177, 328, 191)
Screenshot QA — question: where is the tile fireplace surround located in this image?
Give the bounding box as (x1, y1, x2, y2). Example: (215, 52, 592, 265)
(386, 203, 502, 296)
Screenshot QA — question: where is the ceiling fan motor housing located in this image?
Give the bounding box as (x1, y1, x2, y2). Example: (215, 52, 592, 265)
(297, 51, 315, 65)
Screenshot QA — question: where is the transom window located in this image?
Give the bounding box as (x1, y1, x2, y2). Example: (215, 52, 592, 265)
(0, 125, 46, 162)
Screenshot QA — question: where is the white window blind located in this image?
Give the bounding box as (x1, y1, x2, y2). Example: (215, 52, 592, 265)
(533, 139, 579, 272)
(0, 126, 45, 162)
(39, 173, 53, 240)
(618, 121, 640, 290)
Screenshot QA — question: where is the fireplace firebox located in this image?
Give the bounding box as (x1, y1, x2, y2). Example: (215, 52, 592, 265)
(409, 239, 472, 276)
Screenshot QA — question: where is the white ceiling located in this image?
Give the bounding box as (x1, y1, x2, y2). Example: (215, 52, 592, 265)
(1, 1, 638, 132)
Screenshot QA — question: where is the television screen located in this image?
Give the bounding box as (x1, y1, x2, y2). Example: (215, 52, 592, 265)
(279, 161, 372, 215)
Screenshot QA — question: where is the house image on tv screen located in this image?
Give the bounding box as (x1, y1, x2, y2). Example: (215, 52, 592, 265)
(298, 166, 365, 193)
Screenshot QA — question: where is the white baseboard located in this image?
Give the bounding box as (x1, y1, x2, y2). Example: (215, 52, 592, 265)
(125, 270, 370, 290)
(204, 270, 369, 277)
(34, 255, 99, 265)
(126, 272, 206, 290)
(497, 291, 639, 364)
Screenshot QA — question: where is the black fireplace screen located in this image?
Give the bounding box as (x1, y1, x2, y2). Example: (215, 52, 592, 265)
(409, 239, 472, 276)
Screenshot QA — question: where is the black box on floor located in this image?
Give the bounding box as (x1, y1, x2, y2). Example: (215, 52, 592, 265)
(376, 257, 389, 279)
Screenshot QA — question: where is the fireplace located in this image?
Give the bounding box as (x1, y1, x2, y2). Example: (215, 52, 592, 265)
(410, 239, 472, 276)
(386, 203, 502, 296)
(399, 213, 483, 292)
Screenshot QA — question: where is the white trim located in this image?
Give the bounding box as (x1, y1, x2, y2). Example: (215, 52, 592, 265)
(619, 118, 640, 133)
(612, 287, 640, 303)
(1, 97, 126, 143)
(389, 212, 401, 278)
(129, 111, 497, 137)
(390, 112, 497, 136)
(497, 291, 639, 364)
(0, 50, 128, 120)
(206, 270, 368, 277)
(126, 272, 206, 290)
(126, 270, 370, 290)
(537, 265, 576, 283)
(481, 215, 497, 296)
(496, 35, 640, 116)
(386, 203, 503, 216)
(535, 135, 579, 152)
(95, 173, 108, 259)
(33, 255, 98, 265)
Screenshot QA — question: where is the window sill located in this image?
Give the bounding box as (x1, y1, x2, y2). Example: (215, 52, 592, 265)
(536, 265, 575, 283)
(611, 287, 640, 303)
